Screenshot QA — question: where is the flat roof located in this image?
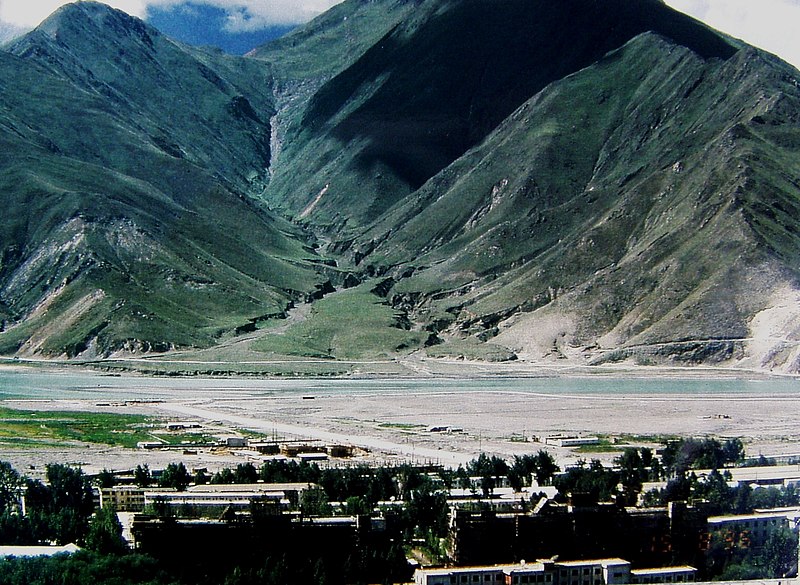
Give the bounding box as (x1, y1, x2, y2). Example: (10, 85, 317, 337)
(708, 512, 788, 522)
(0, 544, 80, 557)
(631, 567, 696, 575)
(419, 563, 544, 576)
(556, 559, 629, 567)
(189, 483, 313, 493)
(696, 465, 800, 482)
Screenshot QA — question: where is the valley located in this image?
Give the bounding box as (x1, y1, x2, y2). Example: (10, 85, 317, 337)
(1, 0, 800, 374)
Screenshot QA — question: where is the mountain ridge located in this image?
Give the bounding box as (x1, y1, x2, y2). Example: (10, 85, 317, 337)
(1, 0, 800, 373)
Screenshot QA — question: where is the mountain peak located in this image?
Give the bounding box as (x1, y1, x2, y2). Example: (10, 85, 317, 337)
(33, 1, 158, 49)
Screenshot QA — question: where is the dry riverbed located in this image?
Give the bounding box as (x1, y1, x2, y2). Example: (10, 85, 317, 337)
(2, 368, 799, 476)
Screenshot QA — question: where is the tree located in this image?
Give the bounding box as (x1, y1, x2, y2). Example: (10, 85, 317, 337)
(616, 448, 646, 500)
(193, 469, 209, 485)
(554, 460, 619, 503)
(533, 450, 559, 486)
(212, 468, 235, 484)
(233, 463, 258, 484)
(300, 486, 331, 517)
(159, 462, 190, 491)
(134, 464, 152, 488)
(97, 469, 116, 489)
(46, 464, 94, 516)
(44, 464, 94, 544)
(722, 438, 745, 465)
(761, 526, 799, 577)
(0, 461, 23, 515)
(345, 496, 370, 516)
(86, 506, 127, 554)
(407, 479, 449, 537)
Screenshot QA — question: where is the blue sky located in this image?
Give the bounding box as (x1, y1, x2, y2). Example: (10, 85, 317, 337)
(1, 0, 800, 67)
(145, 3, 293, 54)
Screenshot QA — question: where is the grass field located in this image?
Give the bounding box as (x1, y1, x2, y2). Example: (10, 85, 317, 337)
(0, 407, 161, 449)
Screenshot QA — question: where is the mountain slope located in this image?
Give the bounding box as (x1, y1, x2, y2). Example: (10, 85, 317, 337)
(2, 0, 800, 372)
(260, 0, 738, 228)
(253, 0, 800, 370)
(354, 34, 800, 367)
(0, 3, 326, 357)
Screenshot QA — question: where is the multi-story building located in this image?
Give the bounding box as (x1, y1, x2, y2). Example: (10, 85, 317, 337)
(414, 559, 696, 585)
(143, 482, 313, 511)
(100, 485, 147, 512)
(706, 512, 790, 550)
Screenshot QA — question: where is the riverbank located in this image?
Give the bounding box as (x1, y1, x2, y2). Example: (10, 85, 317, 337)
(1, 366, 799, 477)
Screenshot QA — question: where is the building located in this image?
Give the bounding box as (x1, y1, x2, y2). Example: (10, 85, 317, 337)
(695, 465, 800, 489)
(544, 436, 601, 448)
(706, 512, 790, 549)
(221, 437, 247, 448)
(629, 567, 696, 584)
(100, 485, 146, 512)
(143, 482, 313, 511)
(448, 501, 710, 569)
(0, 544, 80, 558)
(414, 559, 696, 585)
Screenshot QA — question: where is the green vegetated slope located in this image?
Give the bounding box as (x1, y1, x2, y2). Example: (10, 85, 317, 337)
(257, 0, 800, 369)
(260, 0, 736, 227)
(0, 3, 327, 357)
(359, 36, 800, 363)
(2, 0, 800, 371)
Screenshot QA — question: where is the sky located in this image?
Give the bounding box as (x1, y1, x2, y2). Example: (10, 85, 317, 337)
(0, 0, 799, 66)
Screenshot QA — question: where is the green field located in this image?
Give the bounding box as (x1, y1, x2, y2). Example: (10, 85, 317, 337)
(0, 407, 160, 449)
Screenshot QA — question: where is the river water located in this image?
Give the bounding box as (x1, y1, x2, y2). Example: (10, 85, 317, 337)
(1, 368, 799, 402)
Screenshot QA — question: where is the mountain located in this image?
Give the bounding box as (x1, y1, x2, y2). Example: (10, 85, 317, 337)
(0, 2, 326, 357)
(2, 0, 800, 372)
(254, 0, 800, 371)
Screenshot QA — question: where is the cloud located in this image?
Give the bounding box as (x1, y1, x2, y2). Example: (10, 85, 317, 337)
(0, 0, 148, 27)
(665, 0, 800, 69)
(0, 0, 340, 30)
(2, 0, 800, 69)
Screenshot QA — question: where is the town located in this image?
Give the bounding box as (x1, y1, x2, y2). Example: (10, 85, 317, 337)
(1, 434, 799, 585)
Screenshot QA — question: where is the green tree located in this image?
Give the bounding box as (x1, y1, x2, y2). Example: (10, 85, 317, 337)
(533, 450, 560, 486)
(616, 448, 646, 501)
(97, 469, 116, 489)
(233, 463, 258, 484)
(761, 526, 799, 577)
(86, 506, 127, 555)
(133, 464, 152, 488)
(300, 486, 332, 517)
(159, 462, 190, 491)
(0, 461, 23, 515)
(345, 496, 370, 516)
(43, 464, 94, 544)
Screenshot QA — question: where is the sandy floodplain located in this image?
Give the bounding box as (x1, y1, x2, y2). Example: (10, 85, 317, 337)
(2, 368, 800, 476)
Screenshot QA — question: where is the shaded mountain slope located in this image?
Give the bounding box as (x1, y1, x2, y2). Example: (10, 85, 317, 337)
(0, 5, 325, 357)
(261, 0, 738, 228)
(7, 1, 277, 193)
(346, 34, 800, 367)
(2, 0, 800, 372)
(252, 0, 800, 370)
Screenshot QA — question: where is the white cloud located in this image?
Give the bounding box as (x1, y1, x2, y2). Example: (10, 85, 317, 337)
(0, 0, 340, 30)
(0, 0, 148, 27)
(665, 0, 800, 70)
(215, 0, 341, 31)
(1, 0, 799, 70)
